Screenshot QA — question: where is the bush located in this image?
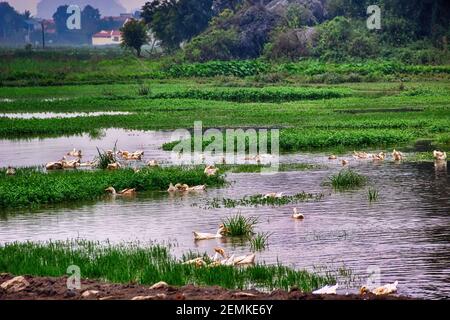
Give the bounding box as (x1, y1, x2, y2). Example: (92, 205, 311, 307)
(184, 28, 240, 62)
(263, 27, 318, 61)
(315, 17, 378, 61)
(165, 60, 269, 77)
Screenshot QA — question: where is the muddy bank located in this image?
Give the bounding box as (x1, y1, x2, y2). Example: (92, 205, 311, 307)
(0, 274, 410, 300)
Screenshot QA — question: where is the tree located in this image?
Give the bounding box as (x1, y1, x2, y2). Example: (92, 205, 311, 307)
(82, 5, 101, 39)
(53, 5, 70, 36)
(141, 0, 214, 51)
(0, 2, 25, 40)
(120, 19, 148, 57)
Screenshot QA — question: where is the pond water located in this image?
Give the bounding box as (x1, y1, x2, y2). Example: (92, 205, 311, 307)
(0, 129, 178, 167)
(0, 111, 133, 119)
(0, 129, 449, 299)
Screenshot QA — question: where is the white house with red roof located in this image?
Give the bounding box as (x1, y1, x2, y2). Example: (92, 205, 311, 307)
(91, 17, 131, 46)
(92, 30, 123, 46)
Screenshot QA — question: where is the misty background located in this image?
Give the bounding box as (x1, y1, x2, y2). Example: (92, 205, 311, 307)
(7, 0, 146, 17)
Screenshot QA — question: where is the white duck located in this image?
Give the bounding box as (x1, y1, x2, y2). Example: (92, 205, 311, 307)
(233, 253, 256, 265)
(353, 151, 368, 159)
(105, 187, 136, 196)
(187, 185, 206, 192)
(312, 284, 339, 295)
(204, 165, 218, 176)
(392, 149, 403, 161)
(211, 247, 227, 262)
(62, 159, 80, 169)
(46, 161, 63, 170)
(372, 152, 385, 161)
(107, 162, 121, 170)
(6, 166, 16, 176)
(147, 160, 159, 167)
(292, 208, 304, 220)
(433, 150, 447, 160)
(67, 148, 82, 158)
(167, 183, 177, 192)
(371, 281, 398, 295)
(193, 225, 227, 240)
(263, 192, 283, 199)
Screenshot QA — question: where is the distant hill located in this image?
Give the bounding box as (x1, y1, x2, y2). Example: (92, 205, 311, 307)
(37, 0, 127, 18)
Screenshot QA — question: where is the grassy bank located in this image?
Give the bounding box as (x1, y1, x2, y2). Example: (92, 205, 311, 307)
(1, 52, 449, 86)
(0, 167, 225, 209)
(0, 240, 333, 292)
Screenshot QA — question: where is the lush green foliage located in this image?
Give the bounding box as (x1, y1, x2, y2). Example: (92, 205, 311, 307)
(165, 60, 269, 77)
(141, 0, 214, 51)
(0, 167, 224, 209)
(152, 86, 351, 102)
(120, 19, 149, 57)
(0, 240, 333, 291)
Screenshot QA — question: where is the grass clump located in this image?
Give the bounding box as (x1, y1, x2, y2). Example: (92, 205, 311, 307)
(222, 214, 257, 237)
(137, 84, 151, 96)
(95, 142, 118, 169)
(326, 169, 367, 190)
(250, 232, 270, 251)
(0, 166, 225, 210)
(0, 240, 333, 292)
(367, 188, 379, 202)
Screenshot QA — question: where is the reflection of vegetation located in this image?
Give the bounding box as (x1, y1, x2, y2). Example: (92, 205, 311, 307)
(367, 188, 379, 202)
(0, 240, 333, 292)
(326, 169, 367, 190)
(0, 166, 225, 209)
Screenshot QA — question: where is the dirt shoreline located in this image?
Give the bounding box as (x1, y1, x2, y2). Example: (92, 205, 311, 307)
(0, 273, 412, 300)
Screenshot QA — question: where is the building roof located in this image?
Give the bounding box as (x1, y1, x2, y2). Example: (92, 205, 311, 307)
(92, 30, 122, 38)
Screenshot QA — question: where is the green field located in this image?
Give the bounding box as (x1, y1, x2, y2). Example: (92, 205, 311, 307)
(0, 78, 448, 151)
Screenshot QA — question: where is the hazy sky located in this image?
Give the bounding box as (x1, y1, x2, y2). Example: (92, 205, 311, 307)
(7, 0, 148, 15)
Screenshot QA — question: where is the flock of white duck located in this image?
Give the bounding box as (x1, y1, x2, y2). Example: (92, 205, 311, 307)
(182, 247, 256, 268)
(4, 147, 447, 296)
(326, 149, 447, 165)
(41, 149, 162, 171)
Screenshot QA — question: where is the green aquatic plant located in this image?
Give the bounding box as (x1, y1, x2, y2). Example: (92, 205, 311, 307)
(0, 240, 333, 292)
(326, 169, 367, 190)
(95, 141, 118, 169)
(250, 232, 271, 251)
(0, 166, 225, 209)
(367, 188, 379, 202)
(222, 214, 257, 237)
(197, 192, 323, 209)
